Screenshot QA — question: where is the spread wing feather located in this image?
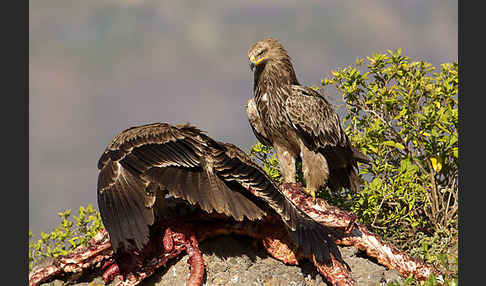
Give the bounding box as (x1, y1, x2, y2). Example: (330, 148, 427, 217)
(97, 123, 268, 254)
(97, 122, 333, 263)
(97, 161, 154, 252)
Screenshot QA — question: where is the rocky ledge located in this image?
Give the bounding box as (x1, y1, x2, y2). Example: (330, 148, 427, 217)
(40, 234, 403, 286)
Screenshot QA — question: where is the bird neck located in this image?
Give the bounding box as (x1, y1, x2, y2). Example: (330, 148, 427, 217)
(253, 59, 299, 98)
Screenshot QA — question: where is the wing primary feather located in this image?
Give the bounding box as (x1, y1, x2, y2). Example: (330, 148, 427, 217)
(105, 185, 128, 250)
(116, 171, 150, 251)
(186, 169, 210, 212)
(97, 158, 153, 253)
(111, 182, 139, 249)
(98, 190, 121, 250)
(119, 172, 152, 247)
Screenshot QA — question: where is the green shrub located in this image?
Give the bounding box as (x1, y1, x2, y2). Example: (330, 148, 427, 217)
(29, 204, 103, 271)
(321, 49, 458, 241)
(248, 141, 282, 181)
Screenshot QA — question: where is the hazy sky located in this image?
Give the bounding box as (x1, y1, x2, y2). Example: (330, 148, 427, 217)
(29, 0, 457, 236)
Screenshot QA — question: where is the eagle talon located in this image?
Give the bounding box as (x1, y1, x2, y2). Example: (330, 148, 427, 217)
(303, 187, 317, 204)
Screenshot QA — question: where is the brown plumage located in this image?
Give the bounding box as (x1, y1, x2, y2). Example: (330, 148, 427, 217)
(97, 122, 333, 262)
(247, 37, 368, 199)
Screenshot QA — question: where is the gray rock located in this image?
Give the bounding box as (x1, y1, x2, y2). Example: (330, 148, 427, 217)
(40, 235, 404, 286)
(384, 269, 403, 284)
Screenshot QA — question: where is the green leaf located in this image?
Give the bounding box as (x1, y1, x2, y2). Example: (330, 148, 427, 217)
(368, 145, 378, 153)
(402, 275, 415, 285)
(426, 273, 438, 286)
(383, 140, 405, 150)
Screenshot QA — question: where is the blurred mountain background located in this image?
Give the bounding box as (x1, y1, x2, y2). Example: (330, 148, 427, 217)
(29, 0, 457, 236)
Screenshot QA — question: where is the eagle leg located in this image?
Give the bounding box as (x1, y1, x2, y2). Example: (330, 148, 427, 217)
(300, 143, 329, 204)
(273, 144, 297, 184)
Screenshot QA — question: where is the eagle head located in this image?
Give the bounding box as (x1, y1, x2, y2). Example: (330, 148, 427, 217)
(248, 37, 289, 72)
(248, 38, 298, 85)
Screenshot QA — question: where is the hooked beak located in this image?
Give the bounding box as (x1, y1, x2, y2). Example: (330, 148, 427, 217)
(249, 55, 257, 72)
(249, 61, 256, 72)
(249, 55, 265, 72)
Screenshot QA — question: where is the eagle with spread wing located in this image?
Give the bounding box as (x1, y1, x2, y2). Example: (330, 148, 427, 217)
(97, 122, 334, 263)
(246, 38, 368, 201)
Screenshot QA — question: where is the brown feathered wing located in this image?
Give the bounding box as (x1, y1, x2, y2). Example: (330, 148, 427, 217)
(246, 98, 272, 146)
(97, 123, 333, 263)
(98, 123, 265, 252)
(284, 85, 366, 193)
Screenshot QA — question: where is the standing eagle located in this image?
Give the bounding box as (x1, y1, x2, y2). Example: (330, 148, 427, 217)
(97, 123, 334, 263)
(246, 38, 367, 200)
